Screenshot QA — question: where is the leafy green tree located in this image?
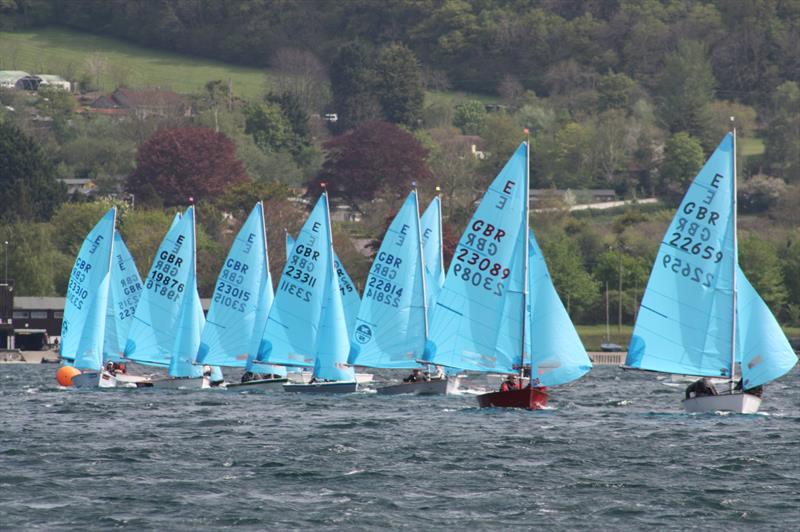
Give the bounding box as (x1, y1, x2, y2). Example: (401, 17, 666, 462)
(739, 233, 788, 315)
(1, 222, 68, 296)
(244, 102, 293, 154)
(541, 233, 599, 320)
(657, 40, 716, 148)
(659, 132, 704, 204)
(453, 100, 486, 135)
(597, 72, 637, 112)
(374, 44, 424, 128)
(49, 200, 119, 258)
(764, 81, 800, 183)
(265, 91, 310, 155)
(782, 236, 800, 325)
(0, 120, 66, 222)
(329, 41, 381, 131)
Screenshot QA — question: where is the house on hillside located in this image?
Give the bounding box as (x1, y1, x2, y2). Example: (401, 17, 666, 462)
(37, 75, 71, 91)
(90, 87, 187, 118)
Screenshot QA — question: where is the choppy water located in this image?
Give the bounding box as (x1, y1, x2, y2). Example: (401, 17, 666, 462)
(1, 364, 798, 530)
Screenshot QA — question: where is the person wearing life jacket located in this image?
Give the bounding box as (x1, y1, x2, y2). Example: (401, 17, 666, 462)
(685, 377, 718, 399)
(500, 374, 520, 392)
(403, 368, 422, 383)
(735, 378, 764, 398)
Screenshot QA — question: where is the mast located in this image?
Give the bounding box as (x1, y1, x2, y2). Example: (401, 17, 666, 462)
(730, 121, 738, 392)
(435, 186, 444, 279)
(520, 134, 530, 384)
(413, 184, 430, 349)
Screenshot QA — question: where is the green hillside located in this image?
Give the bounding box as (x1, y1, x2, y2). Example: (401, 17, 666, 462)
(0, 28, 272, 99)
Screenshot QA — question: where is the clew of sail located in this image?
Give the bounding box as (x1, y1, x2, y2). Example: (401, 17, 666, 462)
(425, 142, 529, 373)
(420, 196, 445, 319)
(196, 203, 285, 376)
(525, 233, 592, 386)
(61, 208, 116, 371)
(737, 267, 797, 388)
(348, 190, 427, 369)
(258, 196, 331, 367)
(104, 231, 143, 363)
(627, 134, 737, 378)
(124, 208, 199, 369)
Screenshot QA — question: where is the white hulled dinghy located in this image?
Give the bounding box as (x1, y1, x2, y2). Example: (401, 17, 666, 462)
(626, 130, 797, 413)
(196, 202, 288, 391)
(258, 190, 357, 393)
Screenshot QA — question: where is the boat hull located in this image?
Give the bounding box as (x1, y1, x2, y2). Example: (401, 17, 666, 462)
(149, 377, 206, 390)
(71, 371, 117, 388)
(377, 377, 458, 396)
(225, 377, 288, 391)
(477, 387, 549, 410)
(683, 393, 762, 414)
(289, 371, 372, 384)
(282, 381, 358, 394)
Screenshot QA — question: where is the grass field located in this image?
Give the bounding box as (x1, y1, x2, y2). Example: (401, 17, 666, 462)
(0, 27, 493, 105)
(0, 27, 270, 99)
(740, 136, 765, 157)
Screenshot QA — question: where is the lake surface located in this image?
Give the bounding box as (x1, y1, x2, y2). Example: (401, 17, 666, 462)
(1, 364, 798, 530)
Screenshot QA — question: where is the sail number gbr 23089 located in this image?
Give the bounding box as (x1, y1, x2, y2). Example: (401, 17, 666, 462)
(453, 220, 511, 296)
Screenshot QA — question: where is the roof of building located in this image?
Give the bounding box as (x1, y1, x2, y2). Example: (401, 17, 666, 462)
(14, 296, 212, 311)
(37, 74, 68, 83)
(112, 87, 183, 108)
(0, 70, 30, 83)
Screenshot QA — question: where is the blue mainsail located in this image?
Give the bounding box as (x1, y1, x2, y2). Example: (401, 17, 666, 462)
(526, 234, 592, 386)
(104, 231, 143, 363)
(420, 196, 445, 319)
(425, 143, 529, 373)
(627, 134, 738, 377)
(124, 207, 201, 371)
(61, 208, 116, 371)
(258, 196, 332, 367)
(196, 203, 285, 376)
(737, 267, 797, 388)
(348, 190, 427, 369)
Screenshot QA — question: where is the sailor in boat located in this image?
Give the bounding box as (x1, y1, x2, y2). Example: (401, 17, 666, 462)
(734, 378, 764, 398)
(202, 365, 224, 387)
(403, 368, 424, 383)
(240, 371, 282, 383)
(685, 377, 718, 399)
(500, 374, 521, 392)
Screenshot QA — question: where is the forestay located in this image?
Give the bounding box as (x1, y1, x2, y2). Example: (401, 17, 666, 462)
(525, 234, 592, 387)
(258, 195, 332, 367)
(61, 208, 116, 371)
(104, 231, 143, 363)
(349, 190, 427, 369)
(425, 142, 529, 373)
(420, 196, 445, 319)
(627, 134, 737, 377)
(124, 207, 201, 372)
(196, 203, 285, 376)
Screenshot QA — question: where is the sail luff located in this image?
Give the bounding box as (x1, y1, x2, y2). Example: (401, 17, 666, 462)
(520, 140, 530, 378)
(730, 126, 738, 392)
(415, 188, 430, 342)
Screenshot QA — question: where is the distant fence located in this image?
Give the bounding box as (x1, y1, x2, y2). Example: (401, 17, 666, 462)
(588, 352, 626, 365)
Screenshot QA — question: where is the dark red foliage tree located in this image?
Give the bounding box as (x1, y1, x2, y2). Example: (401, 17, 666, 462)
(128, 127, 249, 206)
(312, 121, 432, 207)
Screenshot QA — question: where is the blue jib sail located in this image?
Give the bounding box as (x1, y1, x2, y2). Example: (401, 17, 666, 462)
(526, 234, 592, 386)
(104, 231, 143, 363)
(737, 267, 797, 388)
(425, 142, 529, 373)
(258, 195, 332, 367)
(420, 196, 445, 320)
(196, 203, 285, 377)
(627, 134, 738, 377)
(61, 207, 116, 371)
(349, 190, 427, 369)
(124, 207, 202, 374)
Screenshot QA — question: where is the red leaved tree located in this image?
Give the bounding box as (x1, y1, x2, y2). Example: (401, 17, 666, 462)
(312, 121, 433, 208)
(128, 127, 249, 206)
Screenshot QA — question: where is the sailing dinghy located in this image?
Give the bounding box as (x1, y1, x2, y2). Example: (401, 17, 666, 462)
(259, 190, 358, 393)
(60, 208, 116, 388)
(196, 202, 288, 391)
(626, 131, 797, 413)
(425, 142, 591, 409)
(349, 189, 455, 395)
(123, 207, 218, 388)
